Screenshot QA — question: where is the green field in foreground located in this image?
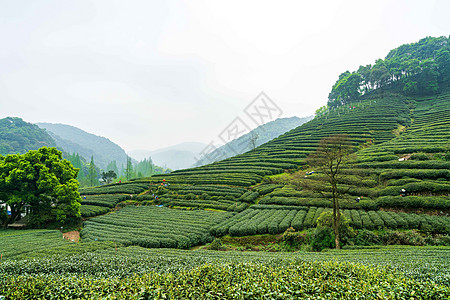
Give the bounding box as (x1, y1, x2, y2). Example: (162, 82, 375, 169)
(1, 244, 449, 299)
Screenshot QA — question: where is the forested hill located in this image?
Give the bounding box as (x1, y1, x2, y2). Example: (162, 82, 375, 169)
(35, 123, 128, 170)
(0, 117, 56, 155)
(326, 36, 450, 110)
(194, 116, 313, 167)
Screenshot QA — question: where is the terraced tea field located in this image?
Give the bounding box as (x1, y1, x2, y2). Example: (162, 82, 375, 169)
(81, 206, 233, 248)
(210, 206, 450, 236)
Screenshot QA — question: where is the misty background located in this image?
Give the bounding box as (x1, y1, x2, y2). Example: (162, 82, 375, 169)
(1, 0, 449, 154)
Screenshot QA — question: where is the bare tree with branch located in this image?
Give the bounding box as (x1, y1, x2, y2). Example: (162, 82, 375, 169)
(301, 134, 354, 249)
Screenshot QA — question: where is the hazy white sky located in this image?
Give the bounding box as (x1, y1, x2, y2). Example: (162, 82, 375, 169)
(0, 0, 449, 152)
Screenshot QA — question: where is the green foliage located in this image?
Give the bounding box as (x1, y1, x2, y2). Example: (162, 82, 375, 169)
(281, 227, 306, 247)
(81, 206, 233, 249)
(213, 206, 449, 237)
(352, 229, 380, 246)
(207, 238, 225, 250)
(80, 205, 110, 217)
(0, 117, 56, 155)
(308, 226, 335, 251)
(377, 196, 450, 210)
(0, 147, 81, 227)
(253, 184, 283, 195)
(0, 230, 67, 259)
(80, 194, 128, 208)
(328, 36, 450, 108)
(380, 230, 425, 246)
(155, 184, 249, 211)
(101, 170, 117, 184)
(239, 191, 259, 203)
(2, 258, 448, 299)
(328, 71, 363, 108)
(87, 156, 99, 187)
(316, 210, 355, 246)
(79, 182, 149, 195)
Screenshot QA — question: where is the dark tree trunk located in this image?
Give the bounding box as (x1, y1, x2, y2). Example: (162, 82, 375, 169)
(332, 181, 341, 249)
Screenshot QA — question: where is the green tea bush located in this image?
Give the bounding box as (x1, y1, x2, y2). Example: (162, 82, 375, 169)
(80, 183, 149, 195)
(290, 210, 307, 231)
(352, 229, 380, 246)
(380, 230, 425, 246)
(81, 194, 128, 208)
(239, 191, 259, 203)
(278, 210, 298, 233)
(253, 184, 283, 195)
(82, 206, 233, 248)
(80, 205, 110, 217)
(376, 196, 450, 209)
(360, 211, 375, 230)
(378, 211, 398, 228)
(368, 210, 384, 229)
(2, 260, 447, 299)
(387, 211, 408, 229)
(350, 210, 362, 228)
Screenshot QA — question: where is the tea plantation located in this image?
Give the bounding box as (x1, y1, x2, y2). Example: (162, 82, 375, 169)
(1, 244, 449, 298)
(2, 38, 450, 298)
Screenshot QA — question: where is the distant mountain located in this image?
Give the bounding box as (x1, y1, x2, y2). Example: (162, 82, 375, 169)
(129, 142, 208, 170)
(35, 123, 128, 170)
(194, 116, 313, 167)
(0, 117, 56, 155)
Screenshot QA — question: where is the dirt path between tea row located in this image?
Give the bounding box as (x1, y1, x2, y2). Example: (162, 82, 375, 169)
(63, 230, 80, 242)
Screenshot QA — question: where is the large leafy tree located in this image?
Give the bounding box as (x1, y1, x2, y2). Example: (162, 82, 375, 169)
(0, 147, 81, 227)
(101, 170, 117, 184)
(328, 72, 362, 108)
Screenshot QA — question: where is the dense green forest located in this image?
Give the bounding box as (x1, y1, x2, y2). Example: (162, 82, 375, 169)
(327, 36, 450, 108)
(0, 117, 56, 155)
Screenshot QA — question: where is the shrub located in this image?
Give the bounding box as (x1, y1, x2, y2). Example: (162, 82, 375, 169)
(429, 235, 450, 246)
(380, 230, 425, 246)
(387, 211, 408, 229)
(316, 211, 355, 246)
(185, 193, 196, 200)
(278, 210, 297, 233)
(282, 227, 306, 246)
(208, 238, 225, 250)
(410, 153, 430, 160)
(353, 229, 380, 246)
(308, 227, 335, 251)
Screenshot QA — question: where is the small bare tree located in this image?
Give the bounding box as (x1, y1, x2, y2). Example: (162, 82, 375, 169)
(302, 134, 354, 249)
(249, 132, 259, 151)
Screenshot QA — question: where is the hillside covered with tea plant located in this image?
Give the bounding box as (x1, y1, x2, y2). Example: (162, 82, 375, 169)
(68, 37, 450, 253)
(1, 36, 449, 299)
